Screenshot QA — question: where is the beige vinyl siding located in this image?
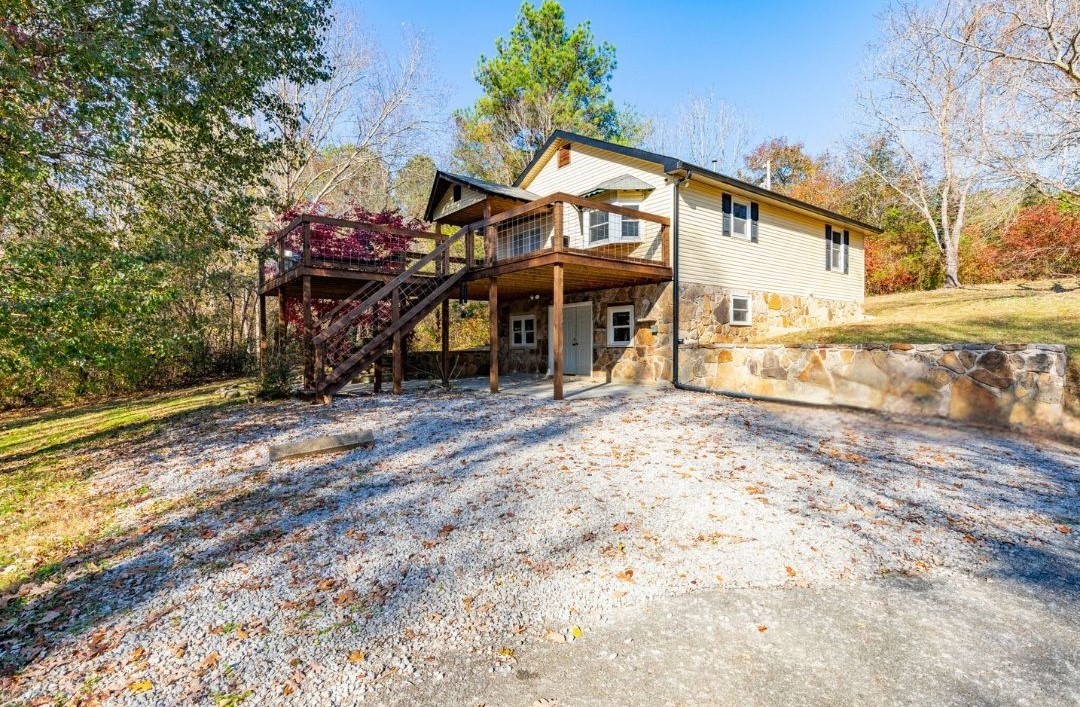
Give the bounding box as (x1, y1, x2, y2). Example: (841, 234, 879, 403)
(522, 143, 673, 219)
(431, 184, 486, 222)
(678, 180, 865, 303)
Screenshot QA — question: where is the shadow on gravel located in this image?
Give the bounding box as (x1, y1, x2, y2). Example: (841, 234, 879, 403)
(679, 397, 1079, 596)
(0, 389, 627, 681)
(2, 386, 1076, 691)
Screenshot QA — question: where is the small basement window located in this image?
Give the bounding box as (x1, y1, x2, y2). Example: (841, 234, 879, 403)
(729, 295, 752, 326)
(607, 305, 635, 347)
(510, 315, 536, 349)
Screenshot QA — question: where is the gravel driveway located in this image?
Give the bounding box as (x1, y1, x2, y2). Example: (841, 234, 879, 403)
(1, 386, 1077, 705)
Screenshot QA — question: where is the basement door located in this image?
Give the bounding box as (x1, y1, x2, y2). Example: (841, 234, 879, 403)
(547, 302, 592, 376)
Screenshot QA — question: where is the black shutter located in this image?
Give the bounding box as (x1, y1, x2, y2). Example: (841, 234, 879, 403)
(722, 193, 732, 237)
(750, 202, 759, 242)
(825, 225, 833, 271)
(843, 230, 850, 274)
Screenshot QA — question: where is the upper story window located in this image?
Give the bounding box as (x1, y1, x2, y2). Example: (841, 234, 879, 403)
(722, 193, 759, 242)
(587, 202, 642, 246)
(826, 225, 848, 273)
(452, 184, 461, 202)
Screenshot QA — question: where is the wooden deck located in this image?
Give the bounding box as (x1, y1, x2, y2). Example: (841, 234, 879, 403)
(258, 194, 671, 402)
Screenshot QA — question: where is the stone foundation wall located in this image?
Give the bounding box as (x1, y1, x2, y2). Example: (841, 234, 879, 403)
(679, 283, 862, 345)
(679, 343, 1067, 428)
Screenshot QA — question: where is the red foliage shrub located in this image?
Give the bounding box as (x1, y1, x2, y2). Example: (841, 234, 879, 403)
(993, 202, 1080, 280)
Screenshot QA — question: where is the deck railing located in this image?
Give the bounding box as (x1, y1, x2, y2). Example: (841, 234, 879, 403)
(260, 214, 463, 285)
(469, 192, 670, 269)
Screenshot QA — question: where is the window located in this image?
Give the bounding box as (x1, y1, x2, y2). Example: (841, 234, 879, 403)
(587, 203, 643, 246)
(510, 315, 536, 349)
(729, 294, 752, 326)
(828, 227, 845, 271)
(502, 219, 543, 257)
(731, 198, 750, 240)
(607, 305, 635, 346)
(588, 209, 610, 244)
(452, 184, 461, 202)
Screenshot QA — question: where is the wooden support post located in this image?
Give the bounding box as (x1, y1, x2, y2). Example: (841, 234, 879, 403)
(441, 298, 451, 386)
(373, 361, 383, 393)
(276, 291, 287, 357)
(437, 219, 450, 386)
(483, 201, 495, 265)
(257, 294, 267, 374)
(488, 277, 499, 393)
(392, 288, 403, 395)
(552, 264, 564, 401)
(302, 275, 313, 390)
(465, 227, 475, 268)
(301, 219, 311, 266)
(552, 201, 563, 252)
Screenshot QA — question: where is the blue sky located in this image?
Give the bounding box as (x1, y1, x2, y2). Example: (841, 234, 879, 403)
(346, 0, 889, 160)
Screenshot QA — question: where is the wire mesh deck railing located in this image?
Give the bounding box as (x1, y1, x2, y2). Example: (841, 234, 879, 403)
(475, 193, 670, 268)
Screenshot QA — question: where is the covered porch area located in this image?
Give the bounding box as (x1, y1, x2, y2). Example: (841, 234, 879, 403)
(427, 173, 672, 401)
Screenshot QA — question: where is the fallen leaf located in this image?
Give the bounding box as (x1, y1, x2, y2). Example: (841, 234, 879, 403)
(438, 524, 456, 539)
(333, 589, 359, 606)
(197, 651, 219, 675)
(757, 625, 768, 633)
(612, 523, 630, 533)
(1058, 525, 1072, 534)
(316, 578, 338, 591)
(462, 596, 474, 612)
(543, 630, 565, 643)
(570, 625, 582, 639)
(785, 566, 797, 577)
(127, 646, 147, 664)
(128, 678, 153, 694)
(497, 647, 515, 657)
(347, 650, 365, 664)
(615, 568, 635, 583)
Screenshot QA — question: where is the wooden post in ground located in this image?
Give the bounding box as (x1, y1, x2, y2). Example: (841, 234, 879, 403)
(276, 291, 287, 358)
(373, 361, 383, 393)
(437, 221, 450, 386)
(302, 275, 313, 390)
(257, 294, 267, 374)
(552, 264, 564, 401)
(488, 277, 499, 393)
(392, 288, 403, 395)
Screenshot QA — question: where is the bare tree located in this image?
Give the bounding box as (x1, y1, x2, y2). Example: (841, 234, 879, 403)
(646, 89, 749, 173)
(859, 3, 1000, 288)
(250, 16, 444, 225)
(935, 0, 1079, 200)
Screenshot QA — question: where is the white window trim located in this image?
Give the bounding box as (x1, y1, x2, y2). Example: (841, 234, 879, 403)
(586, 200, 644, 248)
(828, 227, 846, 272)
(731, 196, 752, 241)
(510, 314, 537, 349)
(729, 294, 753, 326)
(607, 304, 636, 347)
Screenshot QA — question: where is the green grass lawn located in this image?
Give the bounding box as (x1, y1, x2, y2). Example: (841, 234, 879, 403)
(765, 278, 1080, 412)
(0, 381, 246, 593)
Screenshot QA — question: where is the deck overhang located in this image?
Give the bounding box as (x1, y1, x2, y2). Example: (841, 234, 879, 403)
(462, 250, 671, 301)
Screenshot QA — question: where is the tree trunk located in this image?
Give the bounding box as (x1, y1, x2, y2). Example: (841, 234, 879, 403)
(943, 243, 961, 288)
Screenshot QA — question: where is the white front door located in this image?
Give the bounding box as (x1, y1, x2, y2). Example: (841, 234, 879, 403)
(548, 302, 592, 376)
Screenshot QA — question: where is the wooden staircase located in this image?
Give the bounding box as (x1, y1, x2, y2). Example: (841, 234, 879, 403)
(311, 228, 468, 402)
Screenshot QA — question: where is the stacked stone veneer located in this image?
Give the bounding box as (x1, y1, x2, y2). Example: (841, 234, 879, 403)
(679, 343, 1067, 427)
(679, 283, 863, 345)
(494, 281, 861, 383)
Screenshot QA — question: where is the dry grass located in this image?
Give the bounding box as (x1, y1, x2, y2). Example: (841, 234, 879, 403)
(0, 381, 245, 593)
(765, 278, 1080, 412)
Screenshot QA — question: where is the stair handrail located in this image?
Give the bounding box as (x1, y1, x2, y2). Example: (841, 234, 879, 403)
(314, 226, 470, 347)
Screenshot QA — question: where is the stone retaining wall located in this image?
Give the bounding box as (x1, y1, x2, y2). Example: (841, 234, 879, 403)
(679, 343, 1067, 428)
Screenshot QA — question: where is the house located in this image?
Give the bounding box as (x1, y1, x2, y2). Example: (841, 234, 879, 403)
(258, 130, 881, 402)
